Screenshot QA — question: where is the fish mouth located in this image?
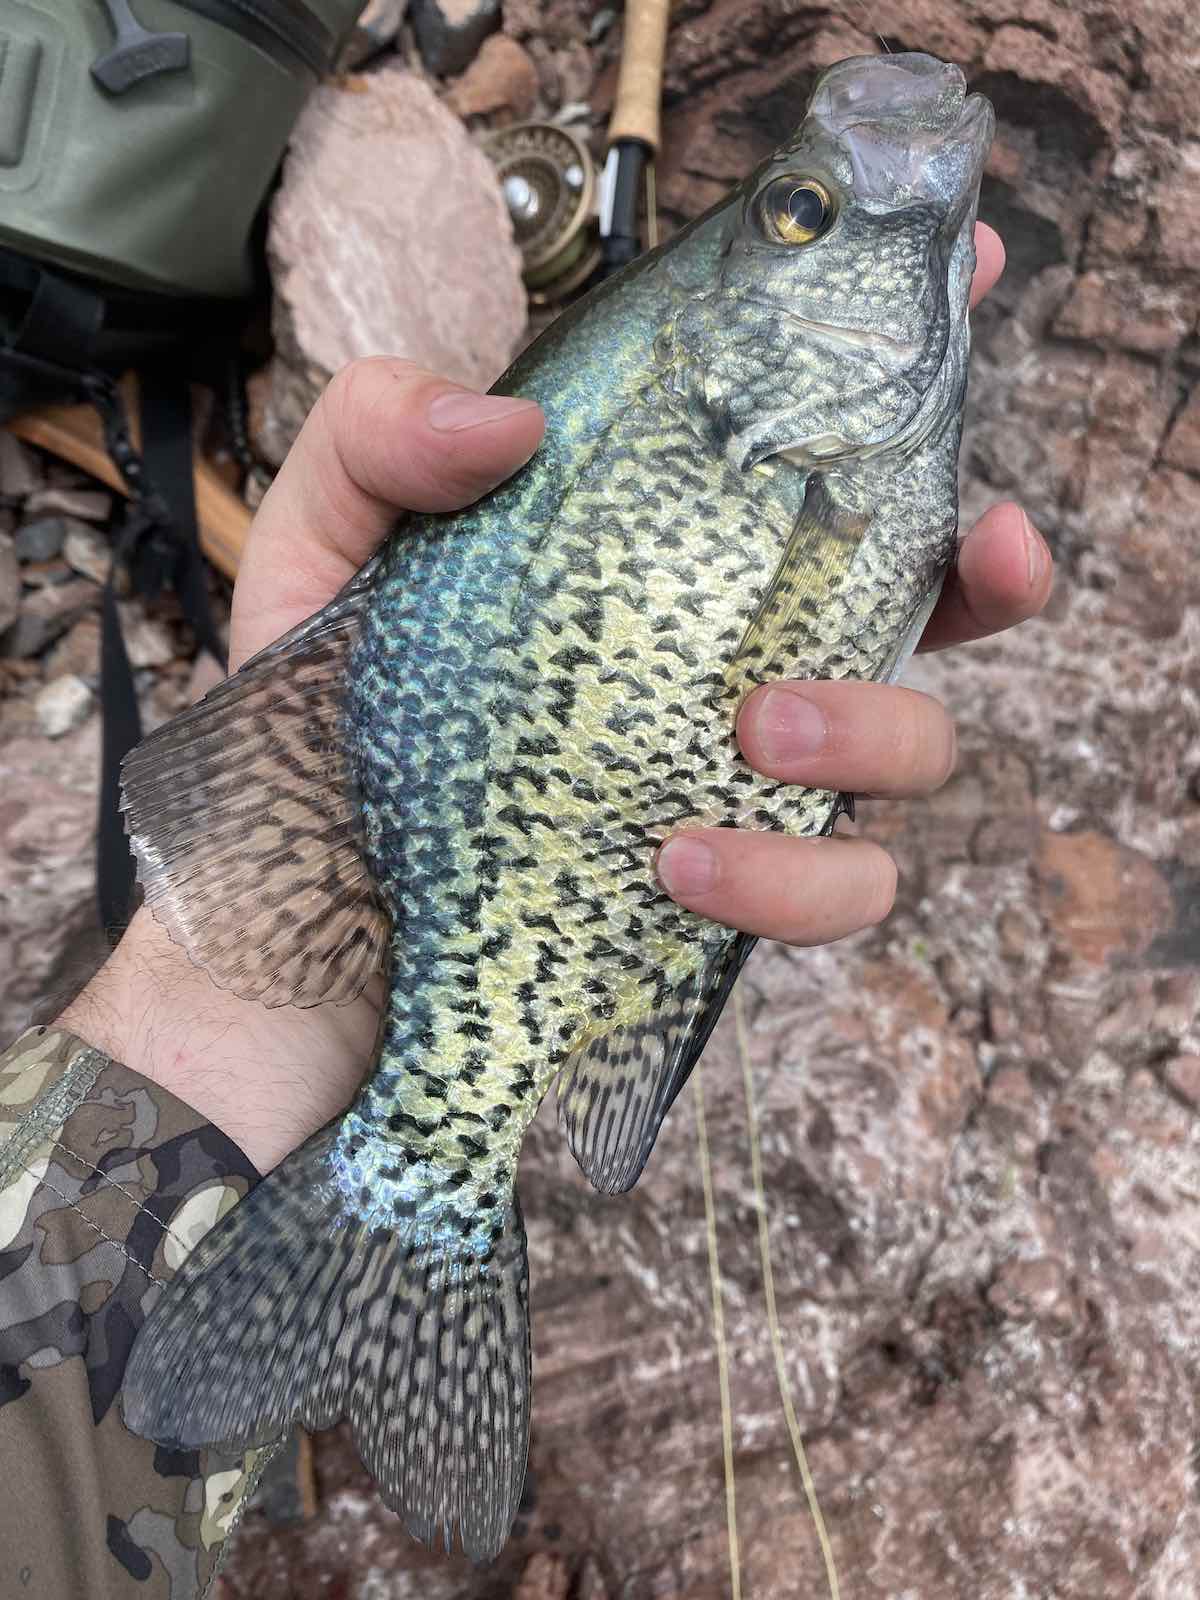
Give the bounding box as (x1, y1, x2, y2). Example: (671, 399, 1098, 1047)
(804, 54, 995, 210)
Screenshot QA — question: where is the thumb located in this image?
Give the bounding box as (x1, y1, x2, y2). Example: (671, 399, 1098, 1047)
(230, 357, 543, 669)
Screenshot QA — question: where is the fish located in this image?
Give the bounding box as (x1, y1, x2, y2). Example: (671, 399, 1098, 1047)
(120, 52, 994, 1562)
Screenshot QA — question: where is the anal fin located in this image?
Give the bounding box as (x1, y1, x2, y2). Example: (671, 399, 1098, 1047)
(557, 933, 756, 1195)
(121, 560, 388, 1008)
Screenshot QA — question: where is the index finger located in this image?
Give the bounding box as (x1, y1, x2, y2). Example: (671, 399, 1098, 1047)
(971, 222, 1004, 308)
(231, 358, 544, 670)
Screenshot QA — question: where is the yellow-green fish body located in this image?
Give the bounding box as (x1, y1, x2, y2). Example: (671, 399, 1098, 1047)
(121, 52, 994, 1562)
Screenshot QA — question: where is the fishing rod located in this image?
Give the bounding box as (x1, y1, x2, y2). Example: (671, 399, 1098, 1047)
(598, 0, 670, 276)
(485, 0, 669, 300)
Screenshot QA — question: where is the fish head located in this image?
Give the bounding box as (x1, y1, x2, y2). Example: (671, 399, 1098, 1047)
(671, 53, 995, 471)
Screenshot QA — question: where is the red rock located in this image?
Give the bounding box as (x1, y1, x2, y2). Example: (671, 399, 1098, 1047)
(1123, 468, 1200, 616)
(987, 1254, 1076, 1332)
(575, 1556, 608, 1600)
(1151, 143, 1200, 270)
(19, 559, 73, 589)
(45, 614, 101, 684)
(0, 431, 43, 499)
(62, 521, 111, 585)
(514, 1551, 570, 1600)
(34, 673, 92, 739)
(1037, 829, 1174, 968)
(1165, 1056, 1200, 1107)
(1053, 269, 1192, 355)
(0, 726, 103, 1037)
(982, 24, 1127, 147)
(263, 69, 525, 462)
(1, 577, 100, 659)
(1162, 391, 1200, 475)
(23, 485, 113, 523)
(445, 34, 538, 118)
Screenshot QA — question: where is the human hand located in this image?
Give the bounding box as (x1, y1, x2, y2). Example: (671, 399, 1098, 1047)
(57, 223, 1050, 1172)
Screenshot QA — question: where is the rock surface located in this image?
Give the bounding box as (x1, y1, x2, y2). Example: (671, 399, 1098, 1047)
(0, 532, 17, 636)
(34, 673, 93, 739)
(445, 34, 540, 120)
(13, 515, 67, 564)
(260, 68, 526, 465)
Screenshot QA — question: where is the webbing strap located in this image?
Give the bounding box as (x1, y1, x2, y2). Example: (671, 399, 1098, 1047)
(96, 370, 229, 936)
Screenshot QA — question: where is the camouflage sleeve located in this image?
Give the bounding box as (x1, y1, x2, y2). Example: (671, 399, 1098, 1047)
(0, 1025, 276, 1599)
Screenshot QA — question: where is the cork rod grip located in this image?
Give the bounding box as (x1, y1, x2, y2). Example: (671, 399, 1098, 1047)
(607, 0, 670, 151)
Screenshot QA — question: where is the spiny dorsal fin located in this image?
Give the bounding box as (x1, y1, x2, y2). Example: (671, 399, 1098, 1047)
(557, 933, 756, 1195)
(121, 560, 387, 1009)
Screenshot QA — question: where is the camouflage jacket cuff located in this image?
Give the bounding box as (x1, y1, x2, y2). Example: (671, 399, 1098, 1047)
(0, 1024, 271, 1599)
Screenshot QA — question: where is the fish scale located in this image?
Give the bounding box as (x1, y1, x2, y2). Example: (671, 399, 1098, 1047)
(120, 53, 994, 1562)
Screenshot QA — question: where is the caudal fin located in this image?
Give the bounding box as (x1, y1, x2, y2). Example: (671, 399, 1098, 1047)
(122, 1126, 531, 1562)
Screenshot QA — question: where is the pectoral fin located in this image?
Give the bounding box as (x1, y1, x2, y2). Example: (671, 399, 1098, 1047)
(726, 473, 871, 694)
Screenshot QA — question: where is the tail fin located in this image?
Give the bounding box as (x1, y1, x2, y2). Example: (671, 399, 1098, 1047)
(122, 1126, 531, 1562)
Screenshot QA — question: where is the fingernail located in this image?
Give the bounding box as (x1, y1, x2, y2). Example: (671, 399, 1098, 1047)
(657, 836, 720, 898)
(1021, 510, 1048, 590)
(427, 389, 541, 432)
(748, 686, 828, 768)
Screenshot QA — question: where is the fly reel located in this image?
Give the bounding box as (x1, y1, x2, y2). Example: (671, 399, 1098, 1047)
(483, 123, 600, 304)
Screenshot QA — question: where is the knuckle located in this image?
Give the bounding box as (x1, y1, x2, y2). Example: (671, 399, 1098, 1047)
(886, 689, 954, 790)
(322, 358, 375, 428)
(322, 357, 427, 437)
(865, 848, 898, 925)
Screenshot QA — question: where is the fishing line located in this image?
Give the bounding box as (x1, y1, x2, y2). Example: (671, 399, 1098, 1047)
(694, 1055, 743, 1600)
(734, 986, 842, 1600)
(834, 0, 892, 53)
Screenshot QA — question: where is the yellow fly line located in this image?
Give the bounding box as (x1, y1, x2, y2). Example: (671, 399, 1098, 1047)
(694, 1051, 743, 1600)
(693, 986, 842, 1600)
(734, 985, 841, 1600)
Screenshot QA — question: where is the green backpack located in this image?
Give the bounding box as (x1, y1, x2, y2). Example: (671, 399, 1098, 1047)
(0, 0, 366, 929)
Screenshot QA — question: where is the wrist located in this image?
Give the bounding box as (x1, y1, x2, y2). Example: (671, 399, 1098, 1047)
(55, 906, 377, 1171)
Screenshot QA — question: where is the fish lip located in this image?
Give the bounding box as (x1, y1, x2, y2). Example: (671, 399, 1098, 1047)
(801, 54, 994, 211)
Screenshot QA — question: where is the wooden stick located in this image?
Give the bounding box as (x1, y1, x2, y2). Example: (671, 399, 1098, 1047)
(4, 382, 252, 581)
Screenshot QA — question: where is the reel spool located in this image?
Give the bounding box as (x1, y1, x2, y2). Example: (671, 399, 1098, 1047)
(483, 123, 600, 304)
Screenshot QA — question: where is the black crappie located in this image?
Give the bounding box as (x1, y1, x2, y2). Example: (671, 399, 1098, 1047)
(122, 53, 994, 1562)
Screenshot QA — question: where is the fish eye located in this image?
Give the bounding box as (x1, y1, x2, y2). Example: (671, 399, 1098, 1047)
(757, 177, 835, 246)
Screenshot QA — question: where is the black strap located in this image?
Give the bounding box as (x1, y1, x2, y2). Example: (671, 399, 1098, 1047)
(96, 370, 229, 935)
(139, 367, 227, 664)
(11, 271, 104, 368)
(98, 516, 148, 938)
